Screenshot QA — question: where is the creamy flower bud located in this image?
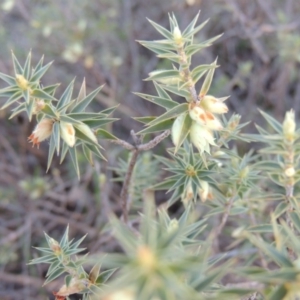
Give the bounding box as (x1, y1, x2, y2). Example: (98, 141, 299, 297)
(189, 103, 223, 130)
(171, 114, 185, 147)
(28, 118, 54, 147)
(54, 278, 89, 297)
(137, 245, 156, 272)
(283, 110, 296, 141)
(198, 180, 210, 202)
(60, 121, 75, 147)
(189, 104, 206, 125)
(49, 237, 61, 254)
(173, 26, 183, 44)
(205, 115, 223, 131)
(181, 181, 194, 204)
(285, 166, 295, 177)
(16, 74, 29, 90)
(201, 95, 228, 114)
(190, 122, 215, 154)
(74, 123, 97, 143)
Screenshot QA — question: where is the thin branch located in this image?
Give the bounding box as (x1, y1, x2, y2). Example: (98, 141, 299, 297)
(120, 149, 139, 224)
(138, 130, 170, 151)
(214, 195, 235, 238)
(108, 139, 135, 150)
(118, 130, 170, 224)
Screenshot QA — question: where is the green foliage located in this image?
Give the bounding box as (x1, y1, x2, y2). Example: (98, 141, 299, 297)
(0, 54, 118, 177)
(2, 9, 300, 300)
(29, 226, 114, 299)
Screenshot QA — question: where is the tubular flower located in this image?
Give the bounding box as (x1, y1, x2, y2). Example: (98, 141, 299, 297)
(198, 180, 213, 202)
(283, 109, 296, 141)
(189, 102, 223, 130)
(181, 181, 194, 205)
(201, 95, 228, 114)
(53, 278, 89, 298)
(60, 122, 75, 147)
(190, 122, 215, 154)
(28, 118, 54, 148)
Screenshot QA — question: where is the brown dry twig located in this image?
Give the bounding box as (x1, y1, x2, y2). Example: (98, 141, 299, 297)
(111, 130, 170, 224)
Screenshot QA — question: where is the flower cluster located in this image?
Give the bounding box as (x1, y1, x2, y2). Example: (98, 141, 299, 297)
(172, 95, 228, 154)
(28, 118, 97, 148)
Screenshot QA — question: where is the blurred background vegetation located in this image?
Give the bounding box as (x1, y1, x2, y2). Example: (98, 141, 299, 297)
(0, 0, 300, 299)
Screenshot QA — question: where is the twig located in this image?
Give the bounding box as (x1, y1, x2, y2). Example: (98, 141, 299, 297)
(214, 195, 235, 238)
(117, 130, 170, 224)
(138, 130, 170, 151)
(120, 149, 139, 224)
(108, 139, 135, 150)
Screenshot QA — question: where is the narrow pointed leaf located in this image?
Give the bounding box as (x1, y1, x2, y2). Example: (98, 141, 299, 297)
(69, 146, 80, 179)
(60, 142, 69, 164)
(71, 85, 103, 113)
(77, 78, 86, 103)
(65, 112, 105, 121)
(199, 59, 218, 97)
(43, 268, 65, 286)
(53, 122, 60, 155)
(138, 118, 174, 135)
(1, 90, 22, 109)
(184, 19, 209, 39)
(134, 92, 177, 109)
(182, 11, 200, 35)
(100, 104, 118, 116)
(11, 52, 23, 75)
(147, 19, 173, 39)
(60, 226, 69, 248)
(30, 61, 53, 82)
(259, 109, 282, 133)
(23, 52, 31, 80)
(0, 72, 16, 85)
(160, 84, 190, 98)
(47, 133, 56, 172)
(59, 115, 82, 125)
(57, 80, 74, 111)
(134, 116, 156, 124)
(95, 128, 118, 140)
(84, 118, 117, 128)
(145, 70, 180, 81)
(31, 89, 56, 101)
(42, 104, 57, 118)
(148, 103, 188, 126)
(42, 84, 60, 96)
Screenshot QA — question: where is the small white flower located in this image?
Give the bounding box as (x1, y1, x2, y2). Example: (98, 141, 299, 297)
(181, 181, 194, 204)
(173, 26, 183, 45)
(285, 166, 295, 177)
(198, 180, 210, 202)
(60, 121, 75, 147)
(283, 110, 296, 141)
(189, 103, 223, 130)
(190, 121, 215, 154)
(16, 74, 29, 90)
(201, 95, 228, 114)
(28, 118, 54, 147)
